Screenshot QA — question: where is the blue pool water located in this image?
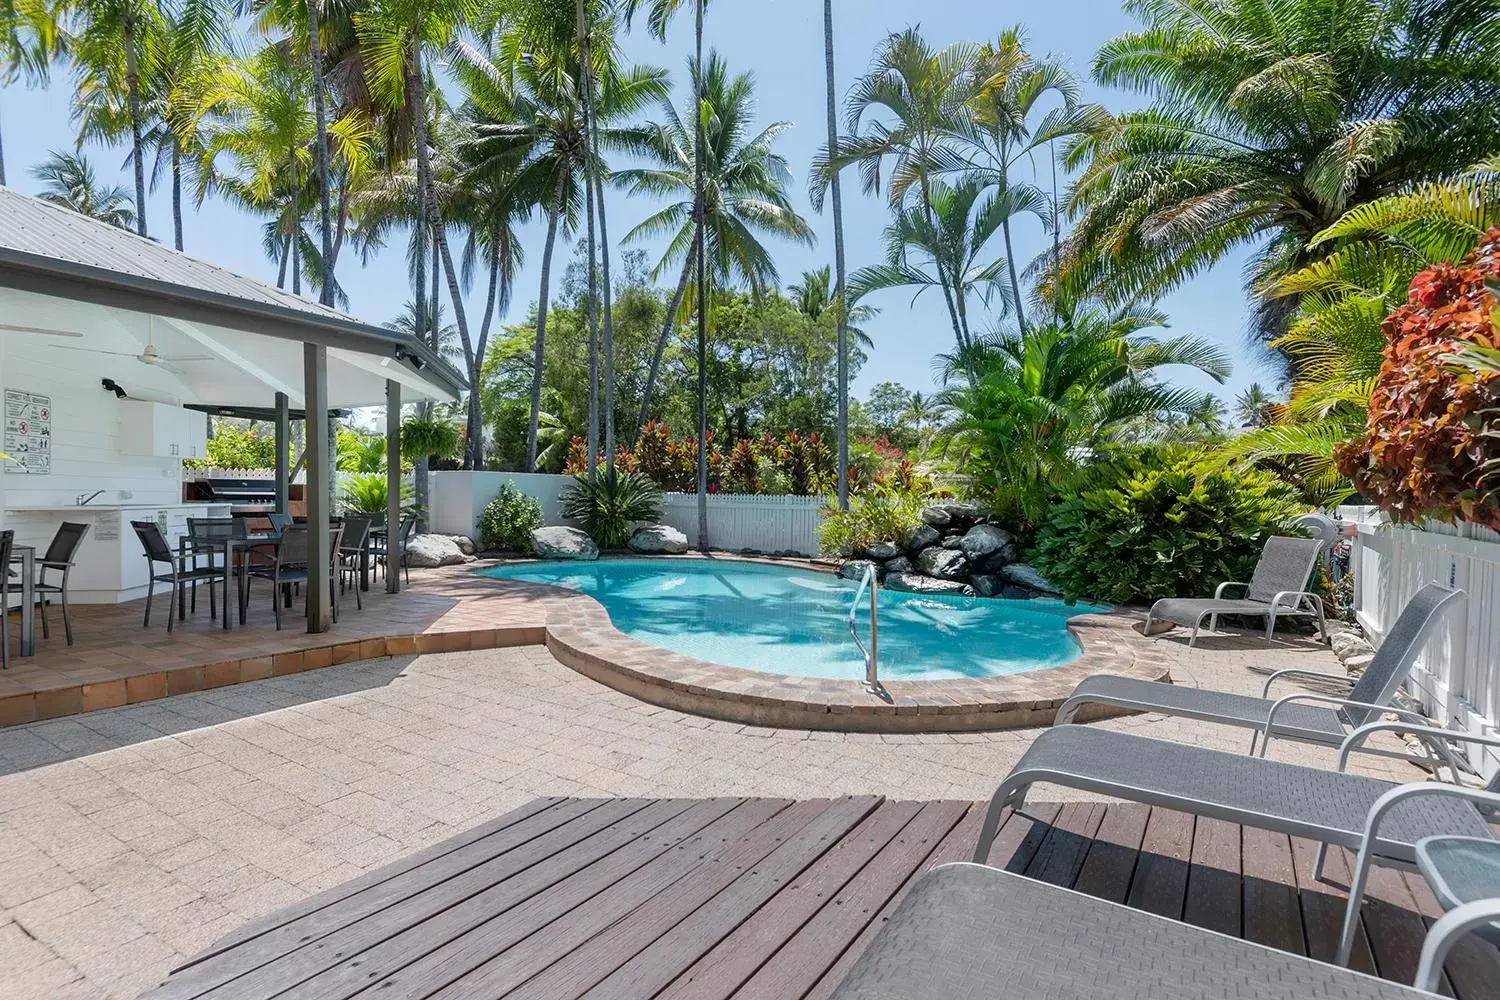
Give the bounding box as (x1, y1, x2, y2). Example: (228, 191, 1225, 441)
(478, 558, 1100, 681)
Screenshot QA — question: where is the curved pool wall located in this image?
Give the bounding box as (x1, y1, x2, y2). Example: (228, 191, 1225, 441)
(472, 555, 1170, 733)
(478, 558, 1098, 682)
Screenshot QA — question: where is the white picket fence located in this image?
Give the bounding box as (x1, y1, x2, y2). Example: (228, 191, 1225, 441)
(429, 471, 826, 556)
(1342, 506, 1500, 779)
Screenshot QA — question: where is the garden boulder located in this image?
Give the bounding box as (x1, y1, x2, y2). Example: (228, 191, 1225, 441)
(882, 554, 913, 574)
(450, 535, 477, 556)
(919, 505, 953, 530)
(884, 572, 973, 596)
(405, 534, 475, 568)
(970, 573, 1004, 598)
(839, 559, 877, 581)
(959, 524, 1014, 562)
(905, 524, 941, 553)
(917, 546, 969, 581)
(1001, 562, 1062, 595)
(628, 524, 689, 555)
(532, 526, 599, 561)
(865, 540, 901, 560)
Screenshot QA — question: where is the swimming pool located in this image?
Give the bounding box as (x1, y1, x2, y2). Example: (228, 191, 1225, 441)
(478, 558, 1100, 682)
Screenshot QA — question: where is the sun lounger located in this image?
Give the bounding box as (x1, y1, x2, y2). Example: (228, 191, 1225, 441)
(1146, 534, 1328, 645)
(1056, 583, 1463, 757)
(973, 722, 1500, 966)
(827, 862, 1497, 998)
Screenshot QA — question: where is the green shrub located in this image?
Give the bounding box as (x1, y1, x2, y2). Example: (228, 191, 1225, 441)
(477, 483, 543, 552)
(340, 473, 415, 515)
(819, 476, 939, 557)
(1031, 459, 1304, 604)
(559, 471, 664, 549)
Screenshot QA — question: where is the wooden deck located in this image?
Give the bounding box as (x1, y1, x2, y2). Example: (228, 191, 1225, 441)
(141, 796, 1500, 1000)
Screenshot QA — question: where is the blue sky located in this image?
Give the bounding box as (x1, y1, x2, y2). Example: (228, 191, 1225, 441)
(0, 0, 1275, 405)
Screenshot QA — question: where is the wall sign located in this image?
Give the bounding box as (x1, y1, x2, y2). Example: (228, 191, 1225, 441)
(4, 389, 51, 474)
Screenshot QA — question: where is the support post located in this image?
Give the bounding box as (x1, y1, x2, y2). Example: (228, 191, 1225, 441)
(304, 344, 331, 632)
(273, 391, 290, 515)
(385, 379, 401, 595)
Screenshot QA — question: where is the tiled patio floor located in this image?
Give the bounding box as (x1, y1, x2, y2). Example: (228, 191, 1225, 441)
(0, 635, 1443, 999)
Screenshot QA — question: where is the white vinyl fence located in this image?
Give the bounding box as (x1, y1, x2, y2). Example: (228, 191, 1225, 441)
(1342, 506, 1500, 779)
(429, 471, 825, 557)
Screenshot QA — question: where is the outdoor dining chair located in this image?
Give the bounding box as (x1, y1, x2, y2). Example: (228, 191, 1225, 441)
(33, 521, 90, 645)
(337, 514, 372, 610)
(132, 521, 228, 633)
(0, 530, 12, 670)
(373, 514, 415, 584)
(247, 524, 344, 629)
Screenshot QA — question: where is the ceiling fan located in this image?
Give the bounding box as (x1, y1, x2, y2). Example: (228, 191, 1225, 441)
(49, 317, 214, 374)
(0, 323, 82, 337)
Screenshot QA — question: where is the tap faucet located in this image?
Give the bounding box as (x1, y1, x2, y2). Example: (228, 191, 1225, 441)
(76, 490, 106, 506)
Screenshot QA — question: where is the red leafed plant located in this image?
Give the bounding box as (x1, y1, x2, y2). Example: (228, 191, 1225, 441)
(1335, 230, 1500, 528)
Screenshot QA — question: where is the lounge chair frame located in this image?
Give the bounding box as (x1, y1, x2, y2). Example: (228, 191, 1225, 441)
(1145, 535, 1329, 646)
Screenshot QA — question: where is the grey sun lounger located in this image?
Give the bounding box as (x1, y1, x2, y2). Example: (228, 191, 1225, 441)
(976, 722, 1500, 967)
(1146, 534, 1329, 646)
(1057, 583, 1464, 757)
(828, 863, 1498, 998)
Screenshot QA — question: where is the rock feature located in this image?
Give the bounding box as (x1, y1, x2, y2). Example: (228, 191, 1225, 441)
(1001, 562, 1061, 595)
(905, 524, 940, 553)
(940, 535, 965, 550)
(450, 535, 478, 556)
(884, 572, 973, 596)
(532, 526, 599, 561)
(882, 554, 913, 574)
(839, 559, 877, 581)
(970, 573, 1003, 598)
(405, 534, 475, 568)
(959, 524, 1014, 562)
(919, 505, 953, 530)
(628, 524, 689, 555)
(917, 546, 969, 581)
(865, 540, 901, 560)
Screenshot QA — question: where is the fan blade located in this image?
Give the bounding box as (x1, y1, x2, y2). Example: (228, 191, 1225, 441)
(0, 323, 83, 337)
(49, 345, 140, 356)
(160, 355, 216, 363)
(155, 360, 188, 375)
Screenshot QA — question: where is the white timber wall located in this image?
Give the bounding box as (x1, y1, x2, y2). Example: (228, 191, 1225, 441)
(430, 472, 825, 556)
(1343, 505, 1500, 779)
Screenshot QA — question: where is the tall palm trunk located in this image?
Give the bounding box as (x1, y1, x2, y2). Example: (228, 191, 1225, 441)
(276, 232, 290, 288)
(170, 138, 184, 251)
(467, 240, 500, 469)
(823, 0, 849, 510)
(306, 0, 337, 308)
(693, 0, 708, 551)
(0, 109, 7, 186)
(526, 177, 565, 472)
(576, 3, 617, 476)
(583, 146, 600, 479)
(634, 236, 695, 439)
(122, 14, 148, 237)
(1001, 214, 1025, 333)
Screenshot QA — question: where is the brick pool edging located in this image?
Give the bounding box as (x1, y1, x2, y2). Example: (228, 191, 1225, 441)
(478, 556, 1173, 733)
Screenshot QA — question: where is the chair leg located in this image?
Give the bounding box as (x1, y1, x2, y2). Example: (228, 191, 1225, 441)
(1, 602, 9, 670)
(272, 577, 283, 631)
(143, 578, 155, 628)
(167, 581, 177, 634)
(38, 595, 49, 640)
(1264, 608, 1278, 646)
(60, 587, 73, 645)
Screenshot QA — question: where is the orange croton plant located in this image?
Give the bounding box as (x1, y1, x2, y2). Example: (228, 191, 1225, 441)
(1336, 230, 1500, 529)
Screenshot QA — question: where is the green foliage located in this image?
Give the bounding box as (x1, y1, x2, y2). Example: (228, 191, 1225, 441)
(400, 416, 460, 462)
(336, 428, 387, 473)
(188, 424, 280, 470)
(818, 467, 944, 557)
(559, 471, 665, 550)
(1032, 458, 1303, 605)
(476, 483, 543, 552)
(339, 472, 414, 515)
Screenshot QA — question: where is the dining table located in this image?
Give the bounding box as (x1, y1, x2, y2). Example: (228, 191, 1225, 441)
(7, 544, 35, 656)
(180, 530, 281, 629)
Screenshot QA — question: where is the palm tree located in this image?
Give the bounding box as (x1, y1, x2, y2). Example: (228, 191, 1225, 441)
(901, 390, 939, 448)
(1234, 383, 1276, 429)
(850, 174, 1011, 364)
(615, 52, 814, 437)
(1, 0, 64, 186)
(1066, 0, 1500, 344)
(814, 28, 979, 349)
(821, 0, 849, 509)
(938, 290, 1230, 519)
(31, 149, 136, 228)
(453, 35, 668, 473)
(788, 266, 875, 347)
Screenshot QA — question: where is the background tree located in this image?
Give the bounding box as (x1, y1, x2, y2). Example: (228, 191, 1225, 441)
(31, 149, 136, 227)
(1, 0, 64, 185)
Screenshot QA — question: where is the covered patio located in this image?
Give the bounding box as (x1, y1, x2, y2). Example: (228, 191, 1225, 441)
(0, 187, 469, 695)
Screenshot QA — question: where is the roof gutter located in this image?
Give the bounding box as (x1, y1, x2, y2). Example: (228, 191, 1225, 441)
(0, 246, 468, 400)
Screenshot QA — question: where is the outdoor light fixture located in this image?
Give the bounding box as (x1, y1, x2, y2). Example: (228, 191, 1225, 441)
(393, 346, 426, 370)
(101, 378, 127, 399)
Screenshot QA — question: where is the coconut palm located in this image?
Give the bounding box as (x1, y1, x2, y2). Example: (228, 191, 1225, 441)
(66, 0, 165, 236)
(615, 52, 814, 437)
(31, 149, 136, 228)
(1065, 0, 1500, 343)
(1, 0, 64, 186)
(821, 0, 850, 509)
(787, 266, 875, 348)
(1234, 383, 1276, 429)
(453, 34, 668, 473)
(938, 291, 1230, 519)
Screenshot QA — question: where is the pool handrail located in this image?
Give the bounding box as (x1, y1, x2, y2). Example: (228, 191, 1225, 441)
(848, 563, 881, 695)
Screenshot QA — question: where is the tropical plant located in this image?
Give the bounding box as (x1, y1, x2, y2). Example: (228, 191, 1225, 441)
(817, 472, 938, 558)
(340, 471, 414, 514)
(335, 428, 387, 473)
(1, 0, 64, 186)
(401, 415, 460, 530)
(1234, 384, 1276, 429)
(186, 423, 281, 469)
(938, 291, 1231, 520)
(788, 266, 875, 347)
(476, 482, 542, 551)
(1031, 456, 1303, 605)
(1336, 234, 1500, 529)
(616, 51, 814, 435)
(1064, 0, 1500, 343)
(558, 469, 664, 548)
(819, 0, 850, 510)
(30, 150, 137, 228)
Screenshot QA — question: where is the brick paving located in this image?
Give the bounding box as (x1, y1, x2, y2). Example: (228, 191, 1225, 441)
(0, 632, 1429, 999)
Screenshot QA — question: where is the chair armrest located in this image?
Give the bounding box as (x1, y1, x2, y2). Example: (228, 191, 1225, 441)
(1339, 721, 1500, 772)
(1261, 667, 1355, 698)
(1259, 694, 1437, 759)
(1214, 581, 1250, 599)
(1269, 589, 1323, 611)
(1417, 898, 1500, 992)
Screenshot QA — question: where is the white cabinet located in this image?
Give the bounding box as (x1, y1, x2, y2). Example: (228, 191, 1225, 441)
(120, 401, 206, 459)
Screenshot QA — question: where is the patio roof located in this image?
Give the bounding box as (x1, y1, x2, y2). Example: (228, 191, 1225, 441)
(0, 186, 465, 407)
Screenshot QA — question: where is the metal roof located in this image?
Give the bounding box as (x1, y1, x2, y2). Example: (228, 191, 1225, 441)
(0, 186, 466, 398)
